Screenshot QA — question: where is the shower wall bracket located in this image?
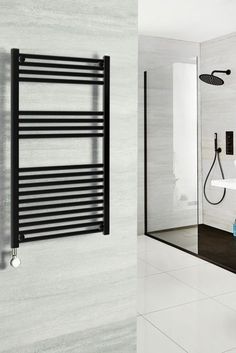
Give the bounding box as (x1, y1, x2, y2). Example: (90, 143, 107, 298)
(10, 48, 110, 265)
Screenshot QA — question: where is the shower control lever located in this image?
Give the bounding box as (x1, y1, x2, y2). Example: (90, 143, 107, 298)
(204, 133, 226, 205)
(226, 131, 234, 155)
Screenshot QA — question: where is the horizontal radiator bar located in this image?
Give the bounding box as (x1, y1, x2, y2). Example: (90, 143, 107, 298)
(20, 62, 104, 71)
(19, 133, 104, 138)
(20, 213, 104, 227)
(19, 192, 103, 203)
(19, 178, 104, 188)
(20, 53, 103, 64)
(22, 221, 102, 235)
(19, 69, 103, 78)
(20, 228, 101, 242)
(19, 164, 103, 172)
(19, 206, 104, 219)
(19, 110, 103, 116)
(19, 200, 104, 212)
(19, 126, 104, 131)
(19, 118, 104, 123)
(19, 185, 103, 196)
(19, 111, 104, 116)
(19, 77, 104, 85)
(19, 171, 103, 180)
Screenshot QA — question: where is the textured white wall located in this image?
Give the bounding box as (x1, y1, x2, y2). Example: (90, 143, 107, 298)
(200, 33, 236, 232)
(0, 1, 137, 352)
(138, 35, 199, 234)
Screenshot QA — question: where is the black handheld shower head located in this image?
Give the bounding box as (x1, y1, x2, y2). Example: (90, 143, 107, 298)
(199, 69, 231, 86)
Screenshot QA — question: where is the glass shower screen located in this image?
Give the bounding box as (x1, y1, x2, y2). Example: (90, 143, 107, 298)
(145, 58, 199, 253)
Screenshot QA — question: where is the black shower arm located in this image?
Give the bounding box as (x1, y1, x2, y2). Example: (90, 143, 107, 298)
(211, 70, 231, 75)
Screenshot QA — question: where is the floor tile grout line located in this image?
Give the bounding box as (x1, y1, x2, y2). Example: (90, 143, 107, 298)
(166, 262, 211, 272)
(211, 295, 236, 314)
(137, 258, 163, 276)
(138, 271, 195, 283)
(212, 288, 236, 299)
(140, 294, 236, 318)
(165, 271, 210, 297)
(167, 270, 236, 299)
(137, 256, 163, 271)
(138, 257, 209, 277)
(137, 269, 166, 278)
(138, 269, 210, 298)
(138, 254, 210, 272)
(140, 297, 208, 316)
(139, 272, 236, 315)
(221, 347, 236, 353)
(140, 314, 189, 353)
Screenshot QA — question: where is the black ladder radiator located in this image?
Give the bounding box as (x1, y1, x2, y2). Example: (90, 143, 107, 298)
(10, 49, 110, 266)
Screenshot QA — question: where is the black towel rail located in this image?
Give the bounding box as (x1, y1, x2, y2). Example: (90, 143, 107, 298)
(10, 49, 110, 267)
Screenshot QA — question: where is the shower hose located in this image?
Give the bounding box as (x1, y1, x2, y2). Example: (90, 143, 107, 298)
(203, 147, 226, 205)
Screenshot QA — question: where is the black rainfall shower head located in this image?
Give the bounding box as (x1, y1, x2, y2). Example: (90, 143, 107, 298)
(199, 69, 231, 86)
(199, 74, 224, 86)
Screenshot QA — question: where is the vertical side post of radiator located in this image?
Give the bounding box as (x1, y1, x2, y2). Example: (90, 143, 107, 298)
(144, 71, 148, 235)
(11, 48, 19, 249)
(103, 56, 110, 235)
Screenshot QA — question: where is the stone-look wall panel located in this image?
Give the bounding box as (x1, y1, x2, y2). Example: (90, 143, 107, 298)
(0, 1, 137, 352)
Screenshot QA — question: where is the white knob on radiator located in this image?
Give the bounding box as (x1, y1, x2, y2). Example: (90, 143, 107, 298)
(10, 256, 21, 268)
(10, 249, 21, 268)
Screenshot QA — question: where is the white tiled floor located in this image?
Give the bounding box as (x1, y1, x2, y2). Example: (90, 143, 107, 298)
(138, 236, 201, 272)
(137, 235, 236, 353)
(138, 273, 206, 314)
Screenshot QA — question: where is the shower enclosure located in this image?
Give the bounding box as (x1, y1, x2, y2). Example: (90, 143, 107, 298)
(144, 57, 199, 253)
